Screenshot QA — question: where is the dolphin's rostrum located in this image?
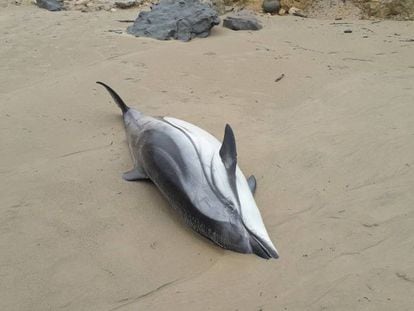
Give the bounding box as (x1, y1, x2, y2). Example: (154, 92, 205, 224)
(97, 81, 279, 259)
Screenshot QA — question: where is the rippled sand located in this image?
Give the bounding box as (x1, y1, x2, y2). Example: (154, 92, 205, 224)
(1, 6, 413, 311)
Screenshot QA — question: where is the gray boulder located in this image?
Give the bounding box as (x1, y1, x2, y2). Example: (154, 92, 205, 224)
(36, 0, 63, 11)
(223, 11, 262, 31)
(127, 0, 220, 41)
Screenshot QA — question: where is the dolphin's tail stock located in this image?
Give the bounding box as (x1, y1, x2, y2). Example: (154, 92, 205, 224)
(96, 81, 130, 114)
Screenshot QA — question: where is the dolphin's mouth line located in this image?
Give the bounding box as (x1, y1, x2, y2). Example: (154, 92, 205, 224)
(246, 228, 278, 259)
(250, 233, 272, 258)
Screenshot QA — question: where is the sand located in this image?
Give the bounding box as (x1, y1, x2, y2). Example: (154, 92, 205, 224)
(1, 5, 414, 311)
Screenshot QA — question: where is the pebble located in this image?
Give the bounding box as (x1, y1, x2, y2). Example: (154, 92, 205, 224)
(262, 0, 280, 14)
(288, 7, 307, 18)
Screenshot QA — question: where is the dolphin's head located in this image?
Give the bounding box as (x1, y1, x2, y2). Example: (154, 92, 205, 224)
(214, 125, 279, 259)
(235, 170, 279, 259)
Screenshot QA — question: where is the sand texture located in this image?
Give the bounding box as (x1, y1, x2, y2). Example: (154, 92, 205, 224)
(1, 6, 414, 311)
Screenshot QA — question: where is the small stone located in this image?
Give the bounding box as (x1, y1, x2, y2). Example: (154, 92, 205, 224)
(278, 8, 286, 15)
(110, 8, 117, 12)
(223, 10, 262, 31)
(115, 0, 138, 9)
(288, 7, 307, 18)
(262, 0, 280, 14)
(36, 0, 63, 11)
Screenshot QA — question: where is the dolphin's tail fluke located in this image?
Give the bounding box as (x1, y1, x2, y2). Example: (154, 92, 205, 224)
(96, 81, 129, 114)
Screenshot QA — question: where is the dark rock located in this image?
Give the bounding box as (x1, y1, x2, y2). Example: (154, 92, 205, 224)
(344, 29, 353, 33)
(36, 0, 63, 11)
(223, 11, 262, 31)
(115, 0, 140, 9)
(127, 0, 220, 41)
(262, 0, 280, 14)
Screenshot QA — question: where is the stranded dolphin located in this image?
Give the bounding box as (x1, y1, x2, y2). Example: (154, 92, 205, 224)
(97, 81, 279, 259)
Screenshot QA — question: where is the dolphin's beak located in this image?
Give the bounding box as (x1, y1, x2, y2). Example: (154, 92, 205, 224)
(249, 233, 279, 259)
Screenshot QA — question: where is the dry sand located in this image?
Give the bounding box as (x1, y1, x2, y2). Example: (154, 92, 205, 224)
(1, 5, 414, 311)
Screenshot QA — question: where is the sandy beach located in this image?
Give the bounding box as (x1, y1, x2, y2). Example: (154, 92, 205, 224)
(1, 5, 413, 311)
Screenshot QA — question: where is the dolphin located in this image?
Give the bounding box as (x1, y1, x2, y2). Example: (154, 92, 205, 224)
(97, 81, 279, 259)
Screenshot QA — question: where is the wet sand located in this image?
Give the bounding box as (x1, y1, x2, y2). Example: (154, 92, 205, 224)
(1, 6, 413, 311)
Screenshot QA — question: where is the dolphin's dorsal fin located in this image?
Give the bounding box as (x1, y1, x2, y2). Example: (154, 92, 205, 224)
(219, 124, 237, 174)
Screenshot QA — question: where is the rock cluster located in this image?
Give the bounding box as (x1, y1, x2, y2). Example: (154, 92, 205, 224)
(32, 0, 414, 19)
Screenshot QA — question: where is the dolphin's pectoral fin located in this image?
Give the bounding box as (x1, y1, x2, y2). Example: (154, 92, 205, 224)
(247, 175, 257, 195)
(122, 168, 148, 181)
